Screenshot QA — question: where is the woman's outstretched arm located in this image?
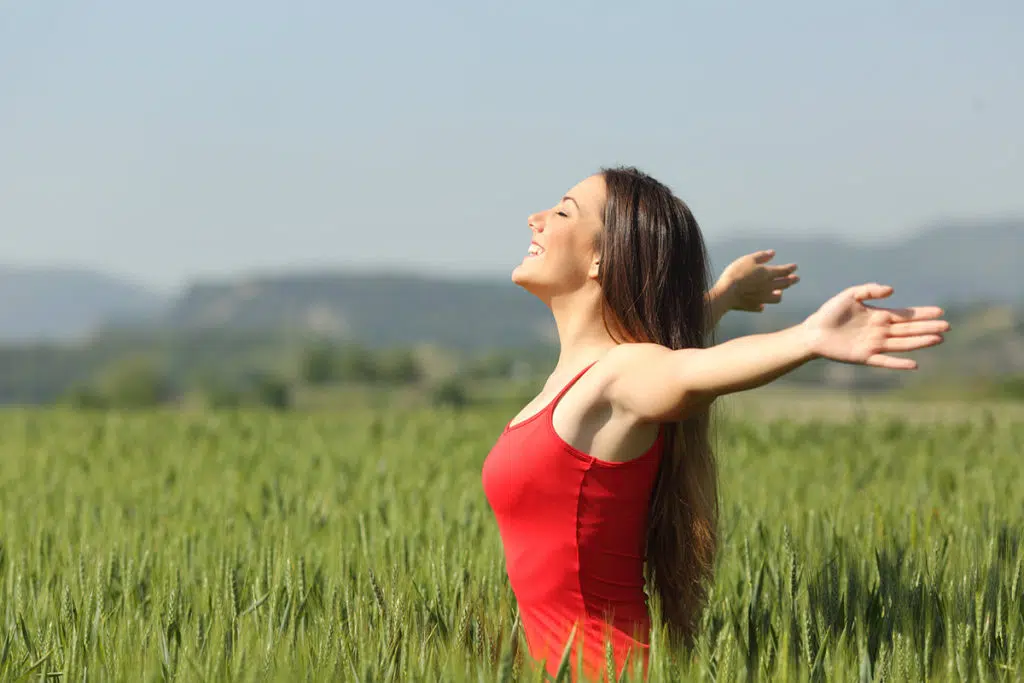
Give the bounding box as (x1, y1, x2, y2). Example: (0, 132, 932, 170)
(606, 283, 949, 422)
(705, 250, 799, 328)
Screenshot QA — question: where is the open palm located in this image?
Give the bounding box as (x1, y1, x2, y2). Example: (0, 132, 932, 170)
(804, 284, 949, 370)
(719, 250, 800, 312)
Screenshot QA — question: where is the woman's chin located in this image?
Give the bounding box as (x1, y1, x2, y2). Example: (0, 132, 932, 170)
(510, 265, 556, 305)
(510, 260, 527, 282)
(512, 255, 559, 296)
(511, 262, 538, 289)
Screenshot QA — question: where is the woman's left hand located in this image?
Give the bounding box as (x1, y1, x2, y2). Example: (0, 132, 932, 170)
(715, 250, 800, 312)
(802, 284, 949, 369)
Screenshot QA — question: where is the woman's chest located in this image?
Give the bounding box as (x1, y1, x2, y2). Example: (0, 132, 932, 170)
(481, 426, 587, 519)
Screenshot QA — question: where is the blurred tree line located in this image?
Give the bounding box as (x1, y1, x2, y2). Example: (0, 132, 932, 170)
(0, 303, 1022, 409)
(0, 329, 550, 410)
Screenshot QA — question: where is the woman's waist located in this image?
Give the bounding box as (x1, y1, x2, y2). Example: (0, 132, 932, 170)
(508, 562, 648, 608)
(516, 592, 651, 632)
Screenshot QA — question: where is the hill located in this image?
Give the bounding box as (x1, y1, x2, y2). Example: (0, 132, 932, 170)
(161, 219, 1024, 347)
(2, 219, 1021, 346)
(0, 267, 165, 342)
(707, 218, 1023, 311)
(161, 272, 556, 350)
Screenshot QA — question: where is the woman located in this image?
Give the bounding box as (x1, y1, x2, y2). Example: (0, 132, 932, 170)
(480, 167, 948, 681)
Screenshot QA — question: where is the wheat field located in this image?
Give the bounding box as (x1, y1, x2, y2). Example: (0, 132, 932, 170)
(0, 403, 1021, 681)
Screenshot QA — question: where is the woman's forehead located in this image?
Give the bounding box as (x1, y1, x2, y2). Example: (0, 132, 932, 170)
(565, 175, 606, 215)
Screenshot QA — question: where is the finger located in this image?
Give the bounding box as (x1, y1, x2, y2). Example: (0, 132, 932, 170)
(772, 275, 799, 290)
(882, 334, 944, 352)
(767, 264, 798, 276)
(752, 250, 776, 264)
(851, 283, 894, 302)
(877, 306, 946, 323)
(764, 291, 783, 304)
(866, 354, 918, 370)
(888, 320, 951, 337)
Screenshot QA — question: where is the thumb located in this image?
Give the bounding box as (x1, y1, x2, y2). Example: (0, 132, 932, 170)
(753, 249, 776, 264)
(851, 283, 894, 302)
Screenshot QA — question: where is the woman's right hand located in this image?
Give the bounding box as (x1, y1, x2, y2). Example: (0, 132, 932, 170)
(715, 249, 800, 313)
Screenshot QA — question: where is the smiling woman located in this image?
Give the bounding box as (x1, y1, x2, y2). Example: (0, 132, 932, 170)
(481, 166, 949, 680)
(511, 180, 605, 300)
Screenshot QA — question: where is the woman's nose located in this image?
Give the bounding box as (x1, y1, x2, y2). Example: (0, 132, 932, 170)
(528, 211, 544, 232)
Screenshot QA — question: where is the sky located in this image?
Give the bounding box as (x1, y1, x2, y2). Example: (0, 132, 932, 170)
(2, 1, 1022, 292)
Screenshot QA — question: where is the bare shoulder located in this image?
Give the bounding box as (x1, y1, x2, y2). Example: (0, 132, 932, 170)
(548, 347, 667, 462)
(603, 342, 670, 364)
(600, 342, 703, 423)
(602, 342, 695, 375)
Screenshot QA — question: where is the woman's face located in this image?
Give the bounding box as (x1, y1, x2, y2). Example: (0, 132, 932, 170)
(511, 174, 606, 300)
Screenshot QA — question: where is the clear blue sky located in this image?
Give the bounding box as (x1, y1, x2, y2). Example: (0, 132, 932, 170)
(2, 1, 1021, 291)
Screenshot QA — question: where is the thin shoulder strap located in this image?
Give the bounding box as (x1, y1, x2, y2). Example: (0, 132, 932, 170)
(550, 360, 599, 406)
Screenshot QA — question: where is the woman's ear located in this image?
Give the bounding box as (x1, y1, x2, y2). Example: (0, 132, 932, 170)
(589, 229, 604, 281)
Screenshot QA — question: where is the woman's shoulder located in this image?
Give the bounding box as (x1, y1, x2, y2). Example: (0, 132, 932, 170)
(602, 342, 682, 370)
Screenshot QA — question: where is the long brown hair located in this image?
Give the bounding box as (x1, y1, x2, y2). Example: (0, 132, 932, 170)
(598, 166, 718, 646)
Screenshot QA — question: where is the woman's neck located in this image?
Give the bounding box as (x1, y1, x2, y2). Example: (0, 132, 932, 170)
(548, 287, 619, 371)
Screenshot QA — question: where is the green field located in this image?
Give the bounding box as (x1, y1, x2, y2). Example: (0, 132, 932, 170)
(1, 401, 1022, 681)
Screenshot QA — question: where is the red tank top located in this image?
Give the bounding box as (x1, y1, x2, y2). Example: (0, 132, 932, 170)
(481, 362, 664, 681)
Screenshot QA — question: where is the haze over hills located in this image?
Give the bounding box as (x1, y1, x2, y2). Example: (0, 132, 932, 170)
(1, 219, 1021, 346)
(709, 219, 1023, 309)
(0, 267, 164, 343)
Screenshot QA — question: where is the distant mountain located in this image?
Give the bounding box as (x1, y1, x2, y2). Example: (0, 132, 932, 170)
(0, 267, 165, 342)
(161, 272, 556, 349)
(707, 219, 1023, 311)
(162, 219, 1023, 348)
(2, 219, 1021, 346)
